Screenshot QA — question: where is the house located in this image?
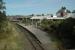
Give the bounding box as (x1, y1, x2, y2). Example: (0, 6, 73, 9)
(56, 6, 71, 17)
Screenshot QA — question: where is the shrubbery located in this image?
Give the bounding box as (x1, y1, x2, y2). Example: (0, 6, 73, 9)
(41, 18, 75, 49)
(0, 11, 7, 32)
(57, 18, 75, 49)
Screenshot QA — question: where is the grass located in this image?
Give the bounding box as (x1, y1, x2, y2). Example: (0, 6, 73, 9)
(0, 22, 26, 50)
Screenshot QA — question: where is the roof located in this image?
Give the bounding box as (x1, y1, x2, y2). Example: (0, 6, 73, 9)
(30, 16, 66, 19)
(56, 7, 71, 14)
(30, 16, 45, 19)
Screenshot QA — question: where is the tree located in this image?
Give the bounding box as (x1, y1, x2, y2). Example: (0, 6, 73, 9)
(51, 14, 53, 17)
(62, 6, 66, 10)
(30, 14, 34, 16)
(72, 10, 75, 13)
(0, 0, 6, 20)
(42, 14, 44, 16)
(0, 0, 7, 33)
(0, 0, 6, 11)
(56, 18, 75, 49)
(67, 10, 71, 13)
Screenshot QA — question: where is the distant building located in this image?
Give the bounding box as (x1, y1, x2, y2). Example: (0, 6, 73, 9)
(7, 15, 25, 22)
(56, 6, 71, 17)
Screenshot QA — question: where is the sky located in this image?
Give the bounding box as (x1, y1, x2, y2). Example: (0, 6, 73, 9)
(4, 0, 75, 15)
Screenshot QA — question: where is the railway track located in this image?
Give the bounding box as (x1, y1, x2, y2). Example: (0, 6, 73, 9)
(16, 24, 45, 50)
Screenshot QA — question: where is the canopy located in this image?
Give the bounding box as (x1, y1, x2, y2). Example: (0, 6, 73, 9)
(30, 16, 66, 19)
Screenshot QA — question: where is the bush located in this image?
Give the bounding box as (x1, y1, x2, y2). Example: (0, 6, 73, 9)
(56, 18, 75, 49)
(41, 18, 75, 49)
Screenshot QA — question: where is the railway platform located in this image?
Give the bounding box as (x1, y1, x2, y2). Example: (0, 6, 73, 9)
(18, 23, 58, 50)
